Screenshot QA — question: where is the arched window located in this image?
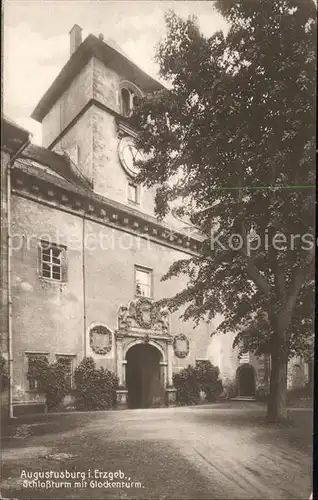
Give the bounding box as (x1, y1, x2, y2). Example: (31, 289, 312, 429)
(132, 94, 139, 110)
(120, 82, 143, 118)
(121, 88, 130, 117)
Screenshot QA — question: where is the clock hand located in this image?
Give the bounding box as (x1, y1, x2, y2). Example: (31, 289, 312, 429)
(128, 145, 137, 161)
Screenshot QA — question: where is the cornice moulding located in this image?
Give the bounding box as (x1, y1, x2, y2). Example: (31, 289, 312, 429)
(11, 169, 202, 256)
(116, 117, 138, 139)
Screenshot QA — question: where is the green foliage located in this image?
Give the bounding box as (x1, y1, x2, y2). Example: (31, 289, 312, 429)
(219, 379, 237, 401)
(287, 382, 312, 402)
(0, 354, 9, 391)
(173, 365, 201, 405)
(286, 382, 312, 408)
(27, 357, 69, 410)
(173, 362, 223, 405)
(74, 357, 119, 411)
(195, 360, 223, 402)
(133, 1, 315, 365)
(255, 384, 270, 402)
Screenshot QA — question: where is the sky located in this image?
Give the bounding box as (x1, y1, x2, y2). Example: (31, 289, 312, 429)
(3, 0, 228, 145)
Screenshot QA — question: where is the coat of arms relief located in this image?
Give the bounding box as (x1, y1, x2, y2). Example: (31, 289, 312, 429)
(118, 298, 170, 334)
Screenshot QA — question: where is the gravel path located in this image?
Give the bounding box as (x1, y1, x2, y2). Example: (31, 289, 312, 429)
(1, 402, 312, 499)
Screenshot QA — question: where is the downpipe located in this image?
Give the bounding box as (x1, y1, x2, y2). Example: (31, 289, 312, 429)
(7, 135, 31, 419)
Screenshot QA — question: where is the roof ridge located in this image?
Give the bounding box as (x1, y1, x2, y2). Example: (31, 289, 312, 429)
(31, 34, 165, 122)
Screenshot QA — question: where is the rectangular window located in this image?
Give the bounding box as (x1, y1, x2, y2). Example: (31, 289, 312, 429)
(128, 182, 139, 204)
(40, 241, 66, 281)
(56, 355, 75, 388)
(26, 353, 48, 391)
(135, 266, 152, 298)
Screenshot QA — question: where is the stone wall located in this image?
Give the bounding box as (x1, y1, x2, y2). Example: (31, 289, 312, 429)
(42, 59, 93, 148)
(10, 195, 212, 406)
(92, 57, 120, 113)
(53, 107, 94, 186)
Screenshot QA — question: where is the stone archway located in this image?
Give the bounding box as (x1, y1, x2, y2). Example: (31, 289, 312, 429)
(115, 298, 177, 409)
(126, 343, 163, 408)
(237, 364, 255, 397)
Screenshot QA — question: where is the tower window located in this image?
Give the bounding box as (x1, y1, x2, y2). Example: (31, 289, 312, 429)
(121, 88, 130, 117)
(132, 94, 139, 110)
(120, 84, 141, 117)
(128, 181, 139, 204)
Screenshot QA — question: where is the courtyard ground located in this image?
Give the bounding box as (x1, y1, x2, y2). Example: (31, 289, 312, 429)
(1, 401, 313, 500)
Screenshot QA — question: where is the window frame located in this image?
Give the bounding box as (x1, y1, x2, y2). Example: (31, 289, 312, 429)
(55, 354, 76, 389)
(127, 180, 140, 205)
(26, 352, 49, 392)
(121, 88, 131, 117)
(39, 240, 67, 283)
(119, 81, 143, 118)
(134, 265, 153, 299)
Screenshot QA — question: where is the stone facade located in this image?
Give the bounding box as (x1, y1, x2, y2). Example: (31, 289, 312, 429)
(4, 30, 309, 414)
(1, 118, 30, 418)
(9, 190, 211, 410)
(42, 59, 94, 148)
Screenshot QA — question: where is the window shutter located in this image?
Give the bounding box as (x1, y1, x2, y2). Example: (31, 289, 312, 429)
(61, 248, 68, 282)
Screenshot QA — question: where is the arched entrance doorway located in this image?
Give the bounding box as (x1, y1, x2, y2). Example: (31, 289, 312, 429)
(237, 365, 255, 397)
(126, 343, 162, 409)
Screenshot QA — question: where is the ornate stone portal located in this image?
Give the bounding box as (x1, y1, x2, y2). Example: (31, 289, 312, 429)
(115, 298, 176, 408)
(118, 299, 170, 332)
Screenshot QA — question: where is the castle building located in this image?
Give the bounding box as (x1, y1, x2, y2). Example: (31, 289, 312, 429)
(1, 26, 308, 415)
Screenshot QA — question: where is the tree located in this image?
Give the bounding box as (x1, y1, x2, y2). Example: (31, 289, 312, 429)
(27, 357, 69, 410)
(133, 0, 316, 421)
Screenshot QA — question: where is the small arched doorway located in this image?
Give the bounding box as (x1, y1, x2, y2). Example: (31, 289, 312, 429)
(237, 364, 255, 397)
(126, 343, 162, 409)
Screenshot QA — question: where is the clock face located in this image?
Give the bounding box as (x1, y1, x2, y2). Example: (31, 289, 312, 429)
(118, 137, 143, 177)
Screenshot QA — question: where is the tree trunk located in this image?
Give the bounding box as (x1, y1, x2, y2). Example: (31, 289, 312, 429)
(308, 359, 313, 388)
(267, 342, 288, 422)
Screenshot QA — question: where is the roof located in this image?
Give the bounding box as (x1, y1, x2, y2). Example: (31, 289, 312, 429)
(2, 116, 30, 155)
(13, 157, 185, 231)
(13, 149, 204, 245)
(32, 34, 165, 122)
(20, 143, 92, 188)
(14, 157, 90, 196)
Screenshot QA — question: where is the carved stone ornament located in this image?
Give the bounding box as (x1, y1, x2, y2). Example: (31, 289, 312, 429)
(135, 299, 153, 329)
(89, 325, 112, 355)
(118, 298, 170, 333)
(143, 333, 150, 344)
(173, 334, 190, 358)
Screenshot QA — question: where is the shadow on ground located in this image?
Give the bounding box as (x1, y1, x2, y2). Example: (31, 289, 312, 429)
(1, 402, 313, 500)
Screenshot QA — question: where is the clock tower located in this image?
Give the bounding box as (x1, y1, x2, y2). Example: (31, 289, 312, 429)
(31, 25, 163, 217)
(118, 136, 144, 178)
